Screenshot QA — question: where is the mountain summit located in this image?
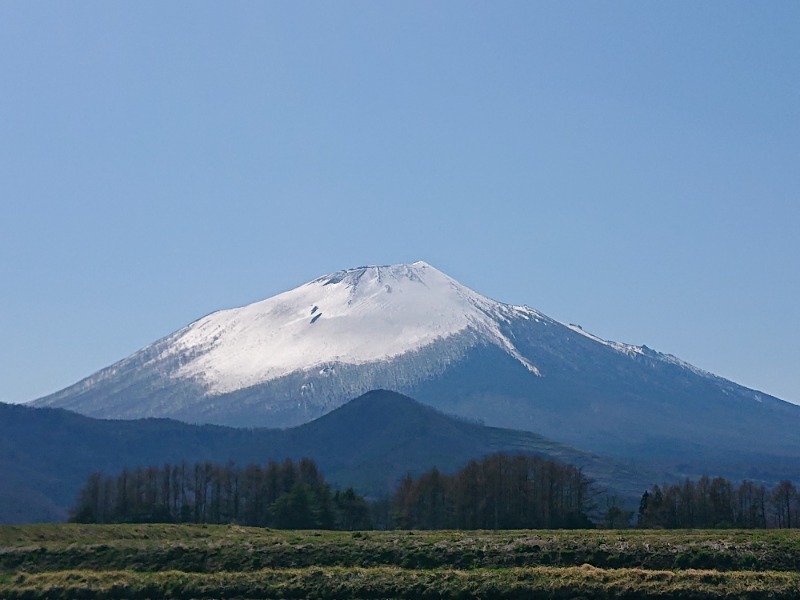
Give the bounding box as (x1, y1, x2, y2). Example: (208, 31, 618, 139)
(33, 261, 800, 479)
(171, 260, 539, 396)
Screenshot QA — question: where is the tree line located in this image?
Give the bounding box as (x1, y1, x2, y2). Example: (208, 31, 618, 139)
(71, 453, 595, 530)
(392, 453, 594, 529)
(637, 476, 800, 529)
(76, 456, 800, 530)
(70, 458, 371, 530)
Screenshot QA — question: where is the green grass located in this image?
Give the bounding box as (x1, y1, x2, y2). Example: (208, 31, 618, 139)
(2, 566, 800, 599)
(2, 525, 799, 573)
(2, 525, 800, 598)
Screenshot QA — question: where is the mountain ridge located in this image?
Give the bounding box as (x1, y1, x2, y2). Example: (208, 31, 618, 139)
(30, 261, 800, 477)
(2, 390, 647, 524)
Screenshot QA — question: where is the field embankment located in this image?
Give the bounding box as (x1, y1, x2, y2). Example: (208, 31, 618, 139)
(2, 524, 800, 598)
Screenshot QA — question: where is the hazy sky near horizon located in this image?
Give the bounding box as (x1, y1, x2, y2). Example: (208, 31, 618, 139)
(1, 2, 798, 406)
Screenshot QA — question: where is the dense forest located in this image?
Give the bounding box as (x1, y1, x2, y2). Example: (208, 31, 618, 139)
(70, 458, 371, 530)
(392, 453, 594, 529)
(637, 476, 800, 529)
(72, 455, 800, 530)
(71, 453, 594, 530)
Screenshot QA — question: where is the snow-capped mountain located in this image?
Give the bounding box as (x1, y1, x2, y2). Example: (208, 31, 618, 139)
(170, 261, 539, 395)
(33, 261, 800, 474)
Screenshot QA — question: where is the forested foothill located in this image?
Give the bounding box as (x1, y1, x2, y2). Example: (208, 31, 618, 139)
(0, 393, 646, 525)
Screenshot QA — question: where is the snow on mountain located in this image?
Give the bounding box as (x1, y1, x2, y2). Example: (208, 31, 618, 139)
(168, 261, 540, 395)
(32, 260, 800, 472)
(564, 322, 729, 383)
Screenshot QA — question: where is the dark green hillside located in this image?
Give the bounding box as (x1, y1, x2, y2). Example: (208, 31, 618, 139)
(284, 391, 648, 498)
(0, 403, 279, 522)
(0, 391, 647, 524)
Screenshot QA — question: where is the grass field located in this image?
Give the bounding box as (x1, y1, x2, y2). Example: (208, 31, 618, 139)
(2, 524, 800, 598)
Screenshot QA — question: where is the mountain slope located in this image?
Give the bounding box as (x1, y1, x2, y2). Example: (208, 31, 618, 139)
(32, 262, 539, 422)
(31, 261, 800, 475)
(1, 391, 646, 524)
(281, 390, 647, 498)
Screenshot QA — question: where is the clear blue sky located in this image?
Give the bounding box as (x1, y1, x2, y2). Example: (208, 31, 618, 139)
(1, 2, 798, 405)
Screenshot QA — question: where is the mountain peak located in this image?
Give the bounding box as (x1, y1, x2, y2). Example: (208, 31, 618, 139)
(166, 261, 538, 395)
(313, 260, 440, 288)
